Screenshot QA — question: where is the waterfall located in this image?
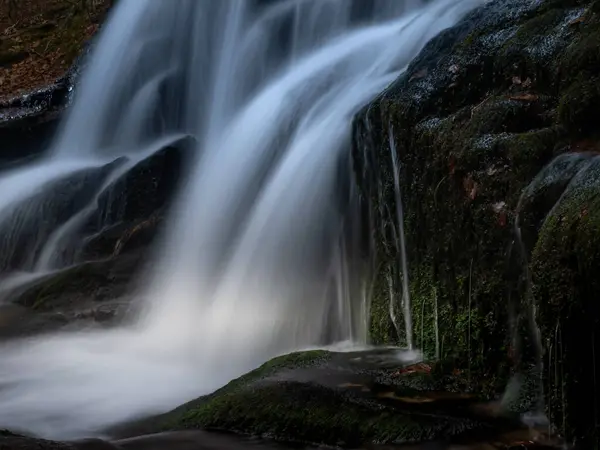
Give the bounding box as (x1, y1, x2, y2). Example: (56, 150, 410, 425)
(0, 0, 483, 440)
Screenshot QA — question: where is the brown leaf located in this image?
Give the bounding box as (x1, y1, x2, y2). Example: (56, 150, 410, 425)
(392, 362, 432, 377)
(463, 175, 478, 200)
(569, 15, 585, 26)
(448, 155, 456, 175)
(509, 93, 539, 102)
(498, 211, 507, 227)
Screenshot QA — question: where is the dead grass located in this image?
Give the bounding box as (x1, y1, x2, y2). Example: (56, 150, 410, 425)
(0, 0, 112, 100)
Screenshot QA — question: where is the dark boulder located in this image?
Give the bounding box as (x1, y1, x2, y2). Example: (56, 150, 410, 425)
(0, 75, 72, 166)
(79, 136, 192, 261)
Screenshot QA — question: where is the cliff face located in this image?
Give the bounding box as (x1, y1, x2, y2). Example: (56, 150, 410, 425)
(354, 0, 600, 446)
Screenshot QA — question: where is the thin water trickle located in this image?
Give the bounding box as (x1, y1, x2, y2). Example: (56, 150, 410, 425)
(500, 209, 547, 426)
(0, 0, 483, 439)
(388, 124, 414, 351)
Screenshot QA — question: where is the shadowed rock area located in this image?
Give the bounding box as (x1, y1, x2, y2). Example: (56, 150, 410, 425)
(353, 0, 600, 446)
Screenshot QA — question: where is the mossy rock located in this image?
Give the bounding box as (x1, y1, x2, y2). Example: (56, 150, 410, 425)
(146, 349, 535, 448)
(531, 155, 600, 447)
(353, 0, 600, 445)
(14, 252, 141, 311)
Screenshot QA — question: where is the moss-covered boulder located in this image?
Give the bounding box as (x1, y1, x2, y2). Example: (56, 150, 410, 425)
(529, 155, 600, 448)
(353, 0, 600, 445)
(134, 349, 560, 448)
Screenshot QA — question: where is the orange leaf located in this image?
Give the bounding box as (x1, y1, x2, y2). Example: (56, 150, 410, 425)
(509, 93, 539, 102)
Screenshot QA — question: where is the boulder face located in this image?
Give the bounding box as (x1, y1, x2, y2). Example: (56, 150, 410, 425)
(114, 349, 562, 449)
(353, 0, 600, 446)
(0, 72, 74, 166)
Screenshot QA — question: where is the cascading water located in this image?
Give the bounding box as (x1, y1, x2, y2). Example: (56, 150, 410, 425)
(0, 0, 483, 440)
(388, 124, 414, 352)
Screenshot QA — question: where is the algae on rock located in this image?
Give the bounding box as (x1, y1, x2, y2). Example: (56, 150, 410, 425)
(353, 0, 600, 445)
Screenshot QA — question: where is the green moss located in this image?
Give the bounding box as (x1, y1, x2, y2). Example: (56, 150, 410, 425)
(162, 350, 331, 426)
(530, 160, 600, 444)
(558, 16, 600, 78)
(214, 350, 331, 393)
(176, 381, 478, 447)
(355, 0, 600, 444)
(161, 350, 487, 447)
(369, 270, 400, 346)
(16, 259, 115, 310)
(557, 75, 600, 133)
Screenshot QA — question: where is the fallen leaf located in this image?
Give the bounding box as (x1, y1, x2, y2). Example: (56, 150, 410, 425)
(448, 64, 460, 74)
(498, 211, 507, 227)
(463, 175, 478, 200)
(569, 16, 585, 26)
(509, 93, 539, 102)
(392, 362, 432, 376)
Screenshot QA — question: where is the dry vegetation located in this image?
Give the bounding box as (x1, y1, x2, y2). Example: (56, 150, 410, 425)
(0, 0, 112, 100)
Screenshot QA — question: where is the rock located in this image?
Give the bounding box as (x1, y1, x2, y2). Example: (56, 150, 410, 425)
(0, 74, 72, 166)
(352, 0, 600, 445)
(13, 252, 142, 314)
(0, 157, 124, 272)
(125, 349, 558, 448)
(1, 429, 329, 450)
(0, 432, 76, 450)
(529, 155, 600, 450)
(80, 138, 192, 261)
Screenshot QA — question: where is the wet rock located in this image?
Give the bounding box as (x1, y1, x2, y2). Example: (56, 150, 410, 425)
(529, 155, 600, 449)
(13, 252, 142, 314)
(80, 139, 191, 261)
(1, 430, 324, 450)
(0, 76, 71, 166)
(131, 349, 554, 448)
(0, 157, 124, 272)
(353, 0, 600, 445)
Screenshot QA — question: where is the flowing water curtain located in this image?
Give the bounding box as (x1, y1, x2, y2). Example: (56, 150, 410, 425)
(0, 0, 485, 438)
